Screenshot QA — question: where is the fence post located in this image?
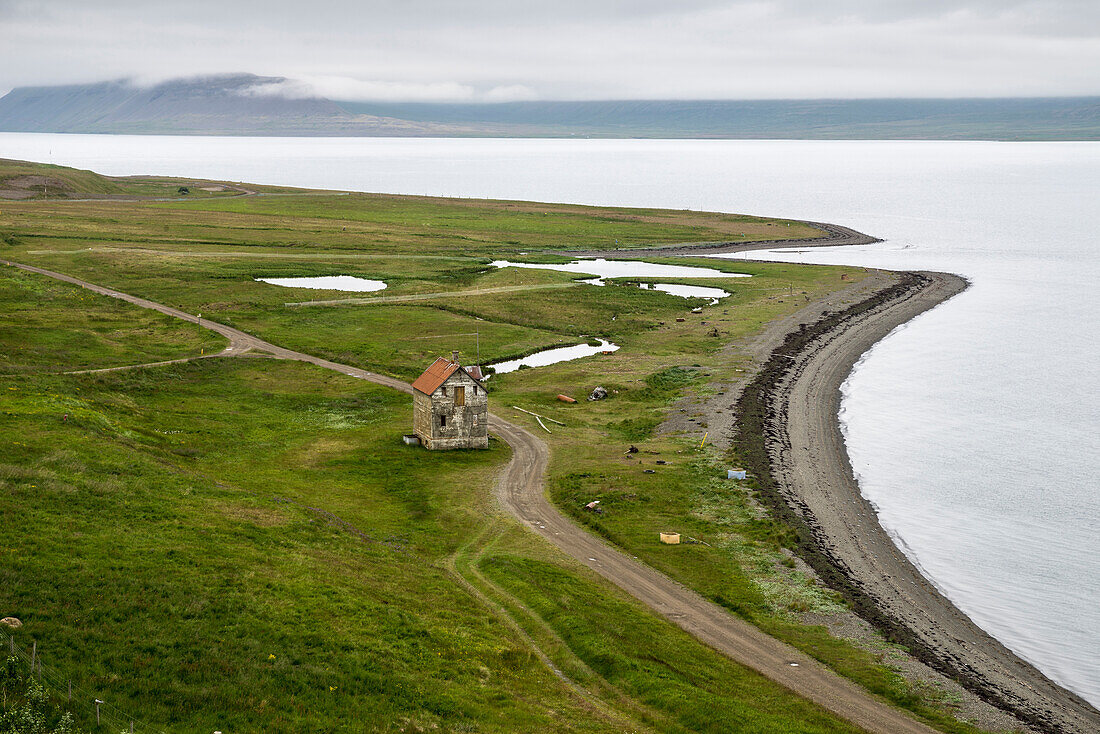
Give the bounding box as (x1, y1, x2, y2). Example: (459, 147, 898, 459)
(68, 679, 72, 703)
(95, 699, 102, 725)
(30, 640, 36, 673)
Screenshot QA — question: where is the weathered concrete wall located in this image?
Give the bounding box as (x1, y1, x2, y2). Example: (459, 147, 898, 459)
(413, 392, 434, 443)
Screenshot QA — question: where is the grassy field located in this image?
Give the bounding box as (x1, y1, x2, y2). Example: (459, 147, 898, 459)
(0, 266, 225, 374)
(0, 160, 996, 733)
(1, 283, 861, 733)
(0, 158, 307, 201)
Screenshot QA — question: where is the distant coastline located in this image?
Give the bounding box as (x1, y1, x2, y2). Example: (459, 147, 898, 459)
(1, 75, 1097, 140)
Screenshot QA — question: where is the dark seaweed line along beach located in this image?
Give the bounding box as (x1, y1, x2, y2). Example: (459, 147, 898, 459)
(730, 269, 1100, 734)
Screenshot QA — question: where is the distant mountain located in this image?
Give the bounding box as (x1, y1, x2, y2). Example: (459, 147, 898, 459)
(0, 74, 457, 136)
(338, 97, 1100, 140)
(1, 75, 1097, 139)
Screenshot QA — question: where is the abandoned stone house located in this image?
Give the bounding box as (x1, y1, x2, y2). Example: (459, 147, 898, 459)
(411, 351, 488, 450)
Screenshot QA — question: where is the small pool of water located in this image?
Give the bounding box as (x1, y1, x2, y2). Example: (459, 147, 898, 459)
(489, 339, 619, 374)
(490, 257, 750, 284)
(637, 282, 730, 304)
(256, 275, 387, 292)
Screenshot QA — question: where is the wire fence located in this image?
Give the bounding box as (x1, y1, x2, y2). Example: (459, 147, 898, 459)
(2, 630, 170, 734)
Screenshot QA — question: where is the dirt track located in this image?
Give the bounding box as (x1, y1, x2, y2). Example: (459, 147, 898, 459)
(6, 258, 943, 734)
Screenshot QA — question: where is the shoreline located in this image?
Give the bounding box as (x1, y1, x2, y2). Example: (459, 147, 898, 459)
(562, 219, 881, 259)
(729, 269, 1100, 733)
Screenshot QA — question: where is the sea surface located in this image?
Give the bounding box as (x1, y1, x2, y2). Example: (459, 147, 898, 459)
(2, 133, 1097, 706)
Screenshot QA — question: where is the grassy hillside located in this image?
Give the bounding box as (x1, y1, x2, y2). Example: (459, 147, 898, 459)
(1, 160, 996, 732)
(0, 158, 308, 201)
(1, 271, 862, 733)
(0, 158, 124, 199)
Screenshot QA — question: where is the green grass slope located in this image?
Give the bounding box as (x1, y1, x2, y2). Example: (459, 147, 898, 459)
(0, 159, 123, 198)
(2, 272, 864, 733)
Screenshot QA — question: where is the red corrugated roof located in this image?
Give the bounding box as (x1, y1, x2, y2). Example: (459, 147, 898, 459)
(412, 357, 458, 395)
(411, 358, 486, 395)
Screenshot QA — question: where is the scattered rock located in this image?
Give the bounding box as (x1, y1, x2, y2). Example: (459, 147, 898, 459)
(626, 445, 639, 454)
(1, 617, 22, 629)
(588, 386, 608, 401)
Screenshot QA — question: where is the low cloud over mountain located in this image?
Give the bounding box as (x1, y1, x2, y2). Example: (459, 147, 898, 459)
(0, 74, 1096, 139)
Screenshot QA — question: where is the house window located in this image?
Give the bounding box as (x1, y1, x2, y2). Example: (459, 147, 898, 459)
(440, 415, 446, 428)
(454, 386, 465, 406)
(441, 386, 447, 396)
(472, 385, 478, 395)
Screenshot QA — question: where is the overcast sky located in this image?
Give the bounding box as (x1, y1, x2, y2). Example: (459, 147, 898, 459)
(2, 0, 1098, 100)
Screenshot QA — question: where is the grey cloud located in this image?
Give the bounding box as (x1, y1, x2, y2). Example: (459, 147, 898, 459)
(1, 1, 1097, 99)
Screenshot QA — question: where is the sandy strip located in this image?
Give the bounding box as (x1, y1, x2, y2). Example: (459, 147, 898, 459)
(734, 271, 1100, 734)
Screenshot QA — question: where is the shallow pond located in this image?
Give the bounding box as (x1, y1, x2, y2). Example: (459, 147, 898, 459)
(491, 258, 743, 305)
(489, 339, 619, 374)
(490, 257, 750, 285)
(255, 275, 387, 292)
(637, 282, 730, 304)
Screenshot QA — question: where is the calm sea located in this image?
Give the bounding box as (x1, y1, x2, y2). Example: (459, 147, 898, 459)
(3, 133, 1097, 706)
